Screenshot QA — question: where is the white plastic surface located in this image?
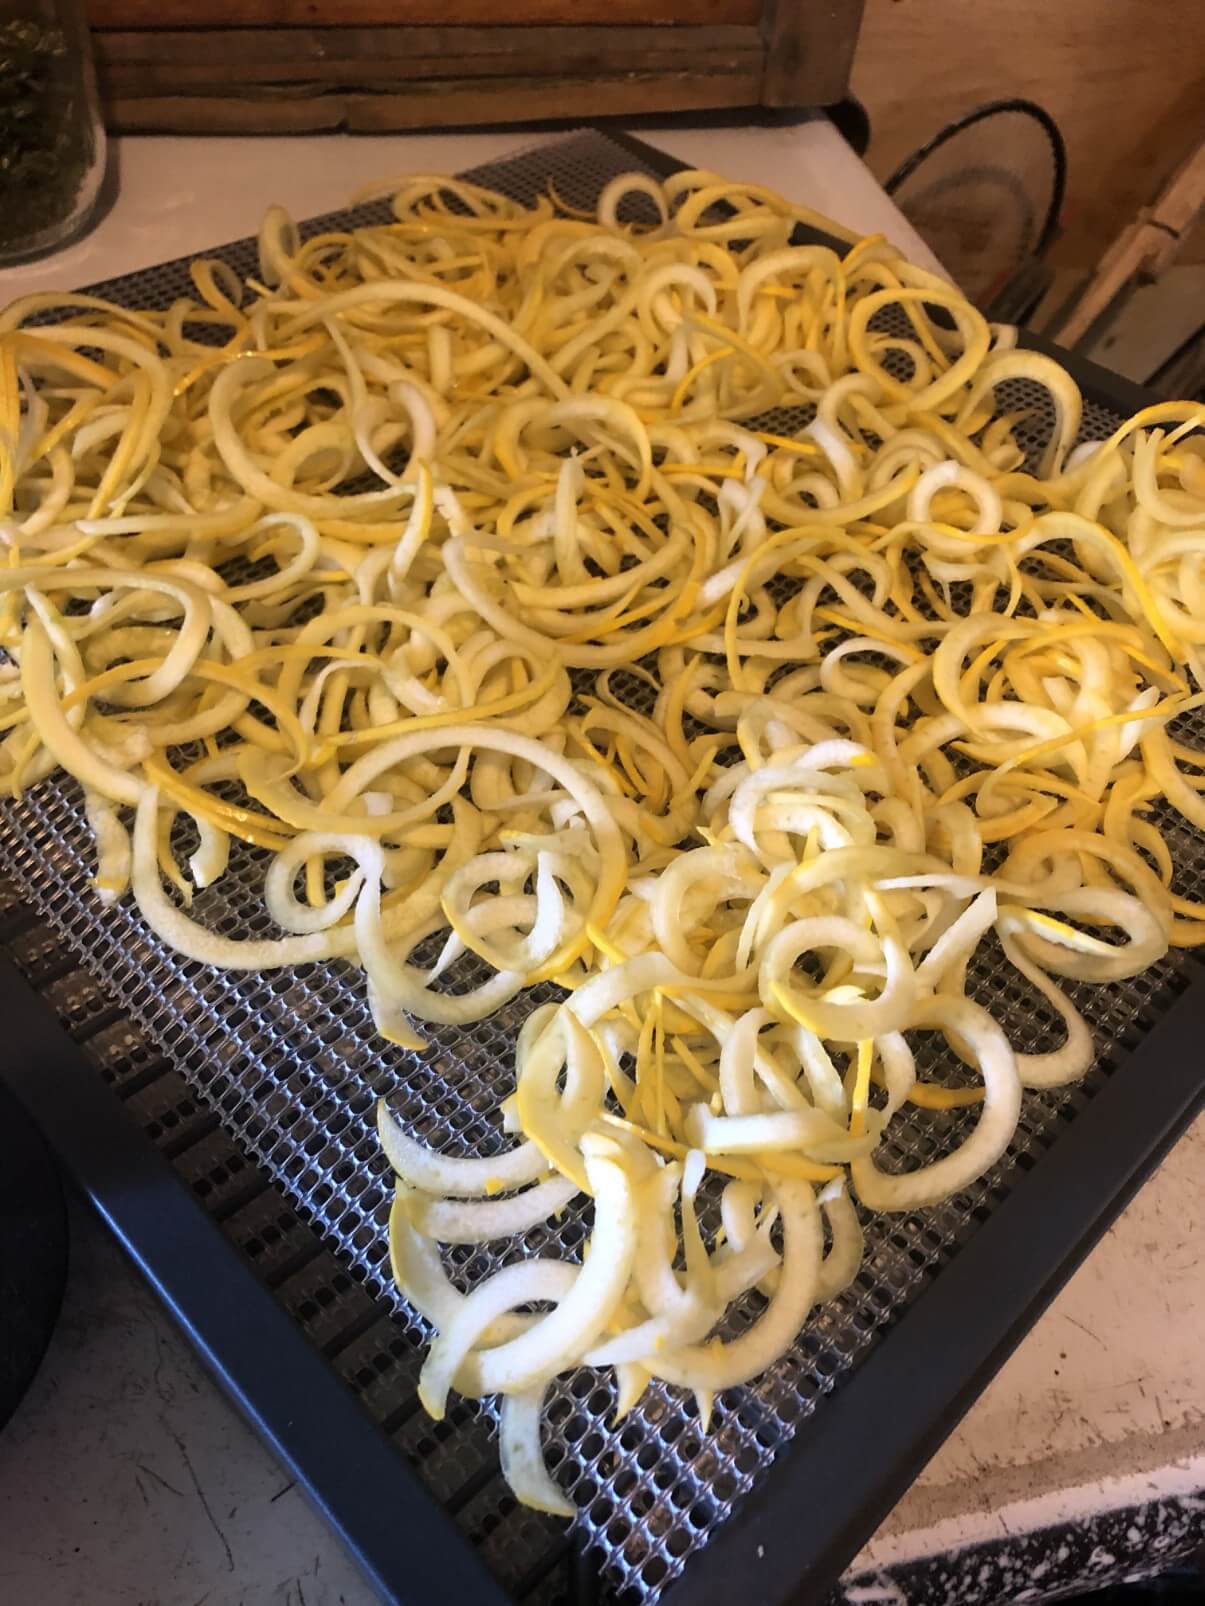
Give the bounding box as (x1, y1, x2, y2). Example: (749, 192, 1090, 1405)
(0, 120, 947, 302)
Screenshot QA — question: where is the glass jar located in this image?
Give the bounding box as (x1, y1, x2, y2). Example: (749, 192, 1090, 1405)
(0, 0, 106, 264)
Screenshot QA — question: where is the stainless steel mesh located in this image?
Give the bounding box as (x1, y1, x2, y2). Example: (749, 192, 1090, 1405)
(2, 129, 1202, 1606)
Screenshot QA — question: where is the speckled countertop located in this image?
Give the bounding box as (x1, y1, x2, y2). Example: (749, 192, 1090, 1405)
(836, 1112, 1205, 1605)
(0, 126, 1201, 1606)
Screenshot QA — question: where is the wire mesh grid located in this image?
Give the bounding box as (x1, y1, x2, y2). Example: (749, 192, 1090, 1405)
(1, 129, 1203, 1605)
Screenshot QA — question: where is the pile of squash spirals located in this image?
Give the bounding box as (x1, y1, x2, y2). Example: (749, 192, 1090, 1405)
(2, 163, 1203, 1515)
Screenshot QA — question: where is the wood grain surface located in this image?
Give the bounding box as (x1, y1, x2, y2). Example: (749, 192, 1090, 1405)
(95, 21, 758, 64)
(102, 72, 764, 135)
(93, 22, 761, 89)
(852, 0, 1205, 267)
(87, 3, 870, 132)
(86, 0, 760, 25)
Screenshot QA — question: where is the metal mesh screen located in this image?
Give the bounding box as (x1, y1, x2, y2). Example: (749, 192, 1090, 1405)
(1, 129, 1202, 1606)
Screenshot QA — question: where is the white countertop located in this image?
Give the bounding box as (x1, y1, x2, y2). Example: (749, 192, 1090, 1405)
(0, 121, 945, 297)
(0, 124, 1200, 1605)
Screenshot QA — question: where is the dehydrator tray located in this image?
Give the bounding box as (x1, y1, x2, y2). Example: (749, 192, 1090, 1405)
(1, 127, 1202, 1606)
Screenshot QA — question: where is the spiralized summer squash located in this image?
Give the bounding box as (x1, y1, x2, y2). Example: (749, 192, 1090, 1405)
(2, 164, 1204, 1513)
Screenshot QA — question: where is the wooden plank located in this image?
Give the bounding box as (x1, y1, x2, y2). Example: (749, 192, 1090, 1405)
(345, 71, 762, 129)
(95, 22, 758, 63)
(103, 69, 762, 135)
(1053, 135, 1205, 346)
(99, 41, 760, 91)
(852, 0, 1205, 269)
(762, 0, 865, 108)
(93, 18, 768, 108)
(87, 0, 761, 27)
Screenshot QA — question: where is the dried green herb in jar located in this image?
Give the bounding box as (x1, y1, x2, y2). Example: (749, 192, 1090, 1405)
(0, 16, 92, 250)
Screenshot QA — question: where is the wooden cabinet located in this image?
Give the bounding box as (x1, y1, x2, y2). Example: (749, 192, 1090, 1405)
(85, 0, 866, 134)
